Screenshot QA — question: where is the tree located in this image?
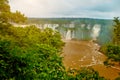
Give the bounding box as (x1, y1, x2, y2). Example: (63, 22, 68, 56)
(0, 0, 27, 23)
(67, 68, 105, 80)
(0, 0, 10, 12)
(113, 17, 120, 45)
(100, 17, 120, 79)
(0, 0, 10, 23)
(10, 11, 27, 23)
(0, 40, 66, 80)
(102, 18, 120, 65)
(104, 44, 120, 65)
(0, 25, 105, 80)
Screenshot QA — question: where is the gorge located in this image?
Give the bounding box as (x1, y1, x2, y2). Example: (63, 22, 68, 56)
(28, 18, 120, 79)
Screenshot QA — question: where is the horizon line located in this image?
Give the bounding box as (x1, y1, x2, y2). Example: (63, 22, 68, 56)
(28, 17, 113, 20)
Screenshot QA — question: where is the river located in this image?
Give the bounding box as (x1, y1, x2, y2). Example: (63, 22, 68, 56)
(62, 40, 120, 80)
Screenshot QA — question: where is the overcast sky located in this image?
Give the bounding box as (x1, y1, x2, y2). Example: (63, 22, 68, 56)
(9, 0, 120, 19)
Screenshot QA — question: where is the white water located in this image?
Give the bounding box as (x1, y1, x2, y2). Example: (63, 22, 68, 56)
(91, 24, 101, 40)
(66, 30, 72, 40)
(71, 30, 75, 39)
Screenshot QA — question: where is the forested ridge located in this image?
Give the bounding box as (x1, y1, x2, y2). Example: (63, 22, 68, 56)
(28, 18, 113, 26)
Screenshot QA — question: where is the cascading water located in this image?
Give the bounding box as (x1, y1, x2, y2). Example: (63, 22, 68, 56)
(71, 30, 75, 39)
(91, 24, 101, 40)
(57, 23, 111, 45)
(66, 29, 72, 40)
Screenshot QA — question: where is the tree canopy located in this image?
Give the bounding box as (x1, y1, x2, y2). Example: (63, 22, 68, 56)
(101, 18, 120, 79)
(0, 0, 27, 23)
(113, 17, 120, 45)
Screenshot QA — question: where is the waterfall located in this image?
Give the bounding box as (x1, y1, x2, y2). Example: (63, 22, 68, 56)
(91, 24, 101, 40)
(71, 30, 75, 39)
(66, 30, 71, 40)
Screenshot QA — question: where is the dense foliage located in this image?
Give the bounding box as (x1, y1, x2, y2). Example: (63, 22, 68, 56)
(103, 44, 120, 65)
(0, 39, 65, 79)
(101, 18, 120, 65)
(0, 0, 106, 80)
(113, 17, 120, 45)
(100, 17, 120, 79)
(0, 18, 66, 79)
(0, 0, 27, 23)
(0, 23, 105, 80)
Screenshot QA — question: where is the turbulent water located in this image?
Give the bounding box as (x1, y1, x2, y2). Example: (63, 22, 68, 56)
(62, 40, 120, 80)
(62, 23, 119, 79)
(57, 23, 112, 45)
(91, 24, 101, 40)
(66, 30, 72, 40)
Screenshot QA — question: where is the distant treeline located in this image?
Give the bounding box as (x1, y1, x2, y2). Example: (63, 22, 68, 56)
(28, 18, 113, 26)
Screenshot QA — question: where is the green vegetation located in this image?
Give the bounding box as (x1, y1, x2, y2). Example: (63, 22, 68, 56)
(113, 17, 120, 45)
(0, 0, 106, 80)
(100, 17, 120, 79)
(0, 23, 106, 80)
(0, 23, 105, 80)
(28, 18, 113, 25)
(0, 0, 27, 23)
(101, 17, 120, 65)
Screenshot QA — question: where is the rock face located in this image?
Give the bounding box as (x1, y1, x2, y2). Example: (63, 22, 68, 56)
(62, 40, 120, 80)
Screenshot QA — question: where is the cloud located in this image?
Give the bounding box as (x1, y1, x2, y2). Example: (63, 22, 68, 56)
(9, 0, 120, 19)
